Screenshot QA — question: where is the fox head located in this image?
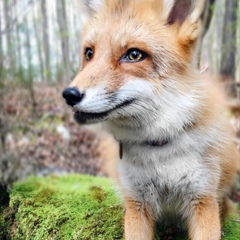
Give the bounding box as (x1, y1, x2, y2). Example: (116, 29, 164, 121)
(63, 0, 208, 130)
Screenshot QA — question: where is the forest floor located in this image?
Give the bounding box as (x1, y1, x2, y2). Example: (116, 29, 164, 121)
(0, 82, 111, 185)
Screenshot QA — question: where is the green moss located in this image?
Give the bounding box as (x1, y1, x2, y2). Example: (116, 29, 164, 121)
(3, 175, 240, 239)
(10, 175, 123, 240)
(222, 215, 240, 240)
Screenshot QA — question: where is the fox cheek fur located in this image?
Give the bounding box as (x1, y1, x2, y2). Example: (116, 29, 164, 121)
(63, 0, 240, 240)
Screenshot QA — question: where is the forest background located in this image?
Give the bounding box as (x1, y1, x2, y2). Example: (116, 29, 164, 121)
(0, 0, 239, 190)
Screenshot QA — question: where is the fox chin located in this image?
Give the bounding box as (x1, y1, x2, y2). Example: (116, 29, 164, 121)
(62, 0, 239, 239)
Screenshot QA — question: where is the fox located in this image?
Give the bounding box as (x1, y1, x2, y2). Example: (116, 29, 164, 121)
(62, 0, 240, 239)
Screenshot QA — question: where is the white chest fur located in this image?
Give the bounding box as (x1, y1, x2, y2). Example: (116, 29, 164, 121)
(117, 128, 222, 220)
(104, 79, 223, 220)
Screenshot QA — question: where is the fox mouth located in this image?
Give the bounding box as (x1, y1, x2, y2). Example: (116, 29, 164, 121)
(74, 98, 134, 124)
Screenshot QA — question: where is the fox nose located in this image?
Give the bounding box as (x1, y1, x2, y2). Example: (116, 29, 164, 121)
(62, 87, 84, 107)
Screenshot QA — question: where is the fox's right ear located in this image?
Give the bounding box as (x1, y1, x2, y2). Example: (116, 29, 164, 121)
(85, 0, 105, 15)
(79, 0, 105, 23)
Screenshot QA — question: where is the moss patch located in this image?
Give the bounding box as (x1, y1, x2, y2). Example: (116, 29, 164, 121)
(2, 175, 240, 239)
(222, 214, 240, 240)
(9, 175, 123, 240)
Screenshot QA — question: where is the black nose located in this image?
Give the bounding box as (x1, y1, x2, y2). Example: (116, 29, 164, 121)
(62, 87, 84, 107)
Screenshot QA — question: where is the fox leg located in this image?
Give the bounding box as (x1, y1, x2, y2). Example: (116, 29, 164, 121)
(220, 196, 238, 221)
(188, 196, 221, 240)
(124, 197, 155, 240)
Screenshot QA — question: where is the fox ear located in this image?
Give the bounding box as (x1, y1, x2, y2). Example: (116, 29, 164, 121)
(164, 0, 206, 26)
(85, 0, 105, 15)
(163, 0, 207, 66)
(167, 0, 194, 25)
(79, 0, 104, 24)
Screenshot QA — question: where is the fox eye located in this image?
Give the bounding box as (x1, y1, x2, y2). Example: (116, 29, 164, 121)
(122, 49, 147, 63)
(85, 48, 93, 61)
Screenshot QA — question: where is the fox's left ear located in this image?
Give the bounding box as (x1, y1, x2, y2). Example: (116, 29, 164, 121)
(163, 0, 208, 64)
(165, 0, 206, 35)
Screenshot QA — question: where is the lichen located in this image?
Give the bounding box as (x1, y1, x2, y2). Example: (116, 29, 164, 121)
(2, 174, 239, 240)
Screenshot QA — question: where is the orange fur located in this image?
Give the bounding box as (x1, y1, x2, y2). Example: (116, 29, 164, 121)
(188, 197, 221, 240)
(124, 197, 155, 240)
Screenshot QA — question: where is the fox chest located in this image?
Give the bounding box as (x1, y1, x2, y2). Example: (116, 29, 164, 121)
(118, 146, 211, 214)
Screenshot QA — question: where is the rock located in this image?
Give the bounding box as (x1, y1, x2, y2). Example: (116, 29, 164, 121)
(1, 174, 123, 240)
(56, 125, 70, 142)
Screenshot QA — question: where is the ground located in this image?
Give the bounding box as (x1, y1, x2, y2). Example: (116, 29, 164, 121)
(0, 83, 110, 187)
(0, 174, 239, 240)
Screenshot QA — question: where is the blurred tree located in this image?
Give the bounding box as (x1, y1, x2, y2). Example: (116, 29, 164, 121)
(25, 14, 37, 116)
(34, 2, 44, 82)
(57, 0, 71, 82)
(204, 0, 216, 35)
(220, 0, 239, 97)
(0, 4, 3, 80)
(197, 0, 216, 67)
(41, 0, 51, 82)
(14, 0, 22, 76)
(3, 0, 15, 70)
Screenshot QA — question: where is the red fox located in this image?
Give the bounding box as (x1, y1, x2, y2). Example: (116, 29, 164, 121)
(62, 0, 239, 239)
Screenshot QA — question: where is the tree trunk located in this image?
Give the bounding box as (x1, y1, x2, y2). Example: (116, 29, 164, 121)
(196, 0, 216, 68)
(0, 4, 4, 79)
(56, 0, 71, 82)
(214, 0, 224, 71)
(34, 2, 44, 82)
(220, 0, 239, 97)
(25, 15, 37, 116)
(41, 0, 51, 82)
(14, 0, 20, 74)
(3, 0, 14, 71)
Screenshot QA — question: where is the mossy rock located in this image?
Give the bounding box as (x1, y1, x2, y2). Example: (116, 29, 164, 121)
(1, 174, 239, 240)
(4, 175, 123, 240)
